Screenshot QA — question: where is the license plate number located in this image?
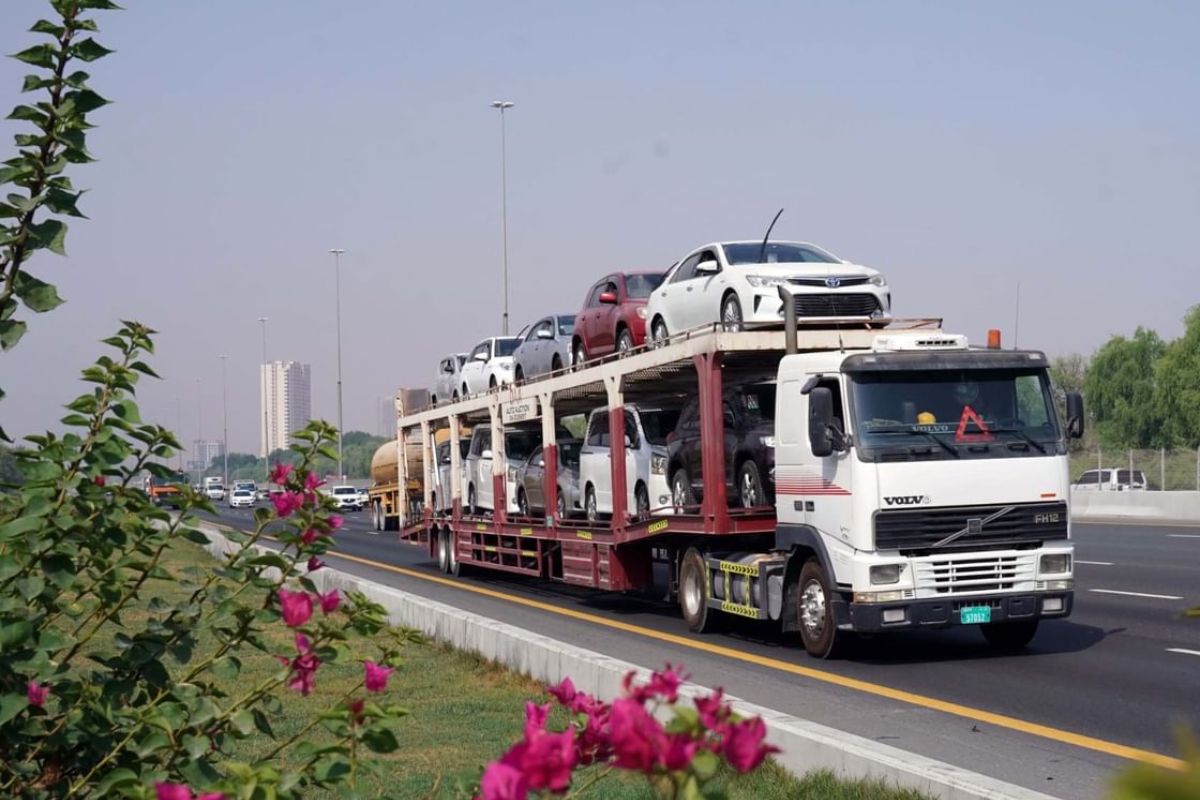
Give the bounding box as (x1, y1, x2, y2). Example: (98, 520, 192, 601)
(960, 605, 992, 624)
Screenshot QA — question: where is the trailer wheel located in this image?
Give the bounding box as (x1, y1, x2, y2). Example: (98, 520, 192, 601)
(371, 502, 382, 531)
(436, 527, 451, 573)
(981, 620, 1039, 650)
(448, 529, 471, 577)
(797, 558, 846, 659)
(679, 547, 719, 633)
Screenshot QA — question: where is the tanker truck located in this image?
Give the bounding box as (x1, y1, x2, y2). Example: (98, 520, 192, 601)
(367, 388, 431, 531)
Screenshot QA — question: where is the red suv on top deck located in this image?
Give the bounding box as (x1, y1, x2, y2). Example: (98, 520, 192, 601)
(571, 271, 667, 365)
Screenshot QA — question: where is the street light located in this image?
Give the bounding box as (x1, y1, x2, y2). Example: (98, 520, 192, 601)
(258, 316, 269, 474)
(218, 354, 230, 487)
(490, 100, 514, 335)
(329, 248, 345, 481)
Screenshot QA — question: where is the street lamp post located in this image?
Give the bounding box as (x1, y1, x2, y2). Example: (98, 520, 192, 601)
(490, 100, 514, 335)
(258, 316, 269, 476)
(218, 355, 230, 487)
(329, 248, 345, 481)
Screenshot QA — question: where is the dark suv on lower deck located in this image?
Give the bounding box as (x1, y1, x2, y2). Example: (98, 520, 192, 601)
(666, 382, 776, 510)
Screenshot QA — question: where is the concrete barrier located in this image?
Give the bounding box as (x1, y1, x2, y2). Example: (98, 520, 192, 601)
(1071, 490, 1200, 523)
(191, 520, 1054, 800)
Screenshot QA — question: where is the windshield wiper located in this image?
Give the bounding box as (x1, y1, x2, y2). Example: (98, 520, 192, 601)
(989, 427, 1047, 454)
(872, 429, 959, 458)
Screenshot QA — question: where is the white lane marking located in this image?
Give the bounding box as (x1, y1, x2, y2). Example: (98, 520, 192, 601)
(1075, 560, 1114, 566)
(1166, 648, 1200, 657)
(1089, 589, 1184, 600)
(1167, 534, 1200, 539)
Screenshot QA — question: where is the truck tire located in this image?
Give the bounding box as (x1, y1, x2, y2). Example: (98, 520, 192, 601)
(981, 620, 1039, 650)
(679, 547, 720, 633)
(436, 527, 451, 573)
(372, 503, 382, 531)
(448, 530, 471, 577)
(797, 558, 846, 659)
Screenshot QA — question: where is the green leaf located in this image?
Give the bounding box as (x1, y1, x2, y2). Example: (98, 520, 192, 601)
(0, 514, 43, 542)
(0, 620, 33, 648)
(41, 554, 76, 589)
(13, 272, 64, 313)
(691, 748, 720, 781)
(361, 727, 400, 754)
(112, 399, 141, 422)
(29, 20, 65, 36)
(92, 768, 138, 796)
(11, 44, 56, 69)
(71, 38, 113, 62)
(251, 708, 275, 738)
(0, 694, 27, 725)
(44, 187, 86, 217)
(66, 88, 109, 113)
(16, 575, 45, 600)
(7, 105, 47, 124)
(211, 655, 241, 681)
(181, 528, 210, 545)
(231, 709, 255, 736)
(28, 218, 67, 256)
(0, 320, 27, 351)
(129, 360, 159, 378)
(21, 74, 52, 93)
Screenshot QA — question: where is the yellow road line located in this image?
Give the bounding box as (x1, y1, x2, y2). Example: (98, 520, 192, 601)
(218, 522, 1184, 771)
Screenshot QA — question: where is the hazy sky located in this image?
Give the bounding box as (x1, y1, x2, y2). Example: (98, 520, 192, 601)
(2, 1, 1197, 454)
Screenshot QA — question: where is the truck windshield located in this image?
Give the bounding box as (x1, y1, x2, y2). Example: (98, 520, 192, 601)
(849, 368, 1062, 461)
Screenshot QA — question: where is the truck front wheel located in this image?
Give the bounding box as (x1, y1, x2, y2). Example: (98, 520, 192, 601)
(797, 558, 846, 659)
(679, 547, 720, 633)
(981, 619, 1039, 650)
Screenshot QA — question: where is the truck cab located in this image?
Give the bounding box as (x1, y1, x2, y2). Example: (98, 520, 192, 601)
(771, 333, 1081, 657)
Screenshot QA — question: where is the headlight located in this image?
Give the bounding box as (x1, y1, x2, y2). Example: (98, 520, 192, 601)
(759, 435, 775, 449)
(1040, 554, 1070, 574)
(869, 274, 887, 286)
(746, 275, 787, 288)
(651, 455, 667, 475)
(870, 564, 902, 585)
(853, 590, 905, 603)
(636, 307, 648, 319)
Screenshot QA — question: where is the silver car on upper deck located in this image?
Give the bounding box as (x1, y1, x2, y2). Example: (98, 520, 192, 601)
(513, 314, 575, 383)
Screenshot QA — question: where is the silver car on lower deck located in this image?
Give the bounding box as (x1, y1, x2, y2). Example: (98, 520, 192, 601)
(513, 314, 575, 383)
(513, 439, 583, 519)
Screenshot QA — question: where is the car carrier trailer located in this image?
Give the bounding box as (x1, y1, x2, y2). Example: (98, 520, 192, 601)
(390, 292, 1085, 658)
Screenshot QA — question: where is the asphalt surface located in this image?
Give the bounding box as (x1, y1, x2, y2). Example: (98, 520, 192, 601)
(203, 507, 1200, 799)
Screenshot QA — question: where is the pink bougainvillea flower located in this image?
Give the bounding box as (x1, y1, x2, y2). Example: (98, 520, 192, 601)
(574, 702, 613, 766)
(519, 729, 576, 792)
(608, 697, 666, 773)
(154, 784, 192, 800)
(328, 514, 344, 530)
(270, 490, 303, 518)
(93, 475, 106, 487)
(288, 651, 320, 695)
(522, 701, 551, 738)
(304, 472, 324, 491)
(647, 663, 686, 703)
(661, 732, 701, 771)
(479, 761, 528, 800)
(363, 661, 394, 693)
(318, 589, 340, 614)
(269, 462, 293, 485)
(196, 795, 225, 800)
(722, 716, 779, 773)
(277, 588, 313, 628)
(300, 528, 319, 546)
(25, 681, 49, 708)
(306, 556, 324, 572)
(694, 687, 731, 730)
(547, 676, 577, 707)
(348, 698, 366, 725)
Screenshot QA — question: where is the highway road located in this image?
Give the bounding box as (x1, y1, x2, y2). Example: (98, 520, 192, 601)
(201, 507, 1199, 799)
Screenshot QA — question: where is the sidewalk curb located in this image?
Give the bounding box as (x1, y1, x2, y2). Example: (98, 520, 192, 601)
(195, 521, 1057, 800)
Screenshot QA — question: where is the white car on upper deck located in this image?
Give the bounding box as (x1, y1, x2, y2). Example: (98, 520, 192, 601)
(459, 336, 522, 396)
(645, 241, 890, 342)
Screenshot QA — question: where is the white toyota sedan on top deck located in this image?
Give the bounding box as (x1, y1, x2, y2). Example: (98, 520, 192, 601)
(645, 241, 890, 342)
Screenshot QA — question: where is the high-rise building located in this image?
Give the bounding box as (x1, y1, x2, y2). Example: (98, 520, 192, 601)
(260, 361, 312, 458)
(377, 396, 396, 439)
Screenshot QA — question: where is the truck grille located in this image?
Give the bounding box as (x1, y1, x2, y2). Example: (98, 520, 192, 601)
(874, 501, 1067, 553)
(794, 293, 881, 317)
(913, 553, 1037, 596)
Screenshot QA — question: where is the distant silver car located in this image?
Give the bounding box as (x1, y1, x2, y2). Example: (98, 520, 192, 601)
(431, 353, 468, 406)
(513, 314, 575, 383)
(513, 440, 583, 519)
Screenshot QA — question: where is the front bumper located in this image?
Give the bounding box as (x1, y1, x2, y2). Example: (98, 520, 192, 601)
(744, 285, 890, 323)
(846, 591, 1073, 633)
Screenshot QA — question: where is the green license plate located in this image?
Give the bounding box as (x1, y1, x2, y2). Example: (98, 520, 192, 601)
(960, 605, 992, 624)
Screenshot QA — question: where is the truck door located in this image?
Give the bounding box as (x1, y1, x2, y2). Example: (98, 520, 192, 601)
(806, 376, 853, 544)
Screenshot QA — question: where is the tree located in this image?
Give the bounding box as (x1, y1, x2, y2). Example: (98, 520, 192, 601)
(1083, 327, 1168, 448)
(1049, 353, 1089, 451)
(1154, 305, 1200, 448)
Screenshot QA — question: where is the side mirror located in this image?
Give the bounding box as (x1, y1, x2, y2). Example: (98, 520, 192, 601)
(623, 434, 633, 448)
(481, 449, 493, 460)
(537, 458, 545, 468)
(808, 387, 834, 458)
(1065, 392, 1085, 439)
(695, 259, 719, 275)
(598, 291, 618, 304)
(537, 328, 554, 340)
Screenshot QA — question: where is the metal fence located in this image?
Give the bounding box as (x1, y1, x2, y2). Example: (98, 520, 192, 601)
(1070, 448, 1200, 491)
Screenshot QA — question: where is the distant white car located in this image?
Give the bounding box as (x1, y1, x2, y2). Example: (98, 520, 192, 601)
(1074, 469, 1147, 492)
(458, 336, 522, 396)
(228, 489, 255, 508)
(204, 484, 226, 501)
(645, 241, 889, 342)
(431, 352, 468, 405)
(355, 486, 370, 506)
(329, 485, 363, 511)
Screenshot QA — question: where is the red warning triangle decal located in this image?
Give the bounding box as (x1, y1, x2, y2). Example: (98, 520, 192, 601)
(955, 405, 993, 443)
